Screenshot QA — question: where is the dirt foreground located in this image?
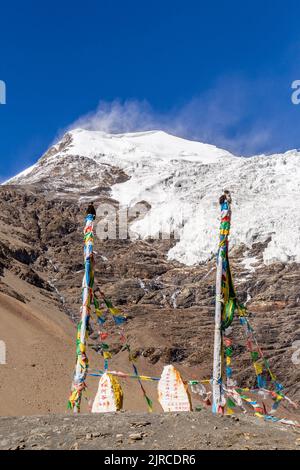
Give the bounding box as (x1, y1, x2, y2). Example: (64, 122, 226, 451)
(0, 410, 300, 450)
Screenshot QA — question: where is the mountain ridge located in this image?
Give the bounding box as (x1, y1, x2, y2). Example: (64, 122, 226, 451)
(4, 129, 300, 266)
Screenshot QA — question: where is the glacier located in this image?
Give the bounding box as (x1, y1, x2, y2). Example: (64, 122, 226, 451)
(5, 128, 300, 266)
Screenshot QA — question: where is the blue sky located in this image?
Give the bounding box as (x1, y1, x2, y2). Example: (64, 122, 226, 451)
(1, 0, 300, 180)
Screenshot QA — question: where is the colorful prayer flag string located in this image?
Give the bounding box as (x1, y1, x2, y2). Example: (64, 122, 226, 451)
(92, 283, 153, 412)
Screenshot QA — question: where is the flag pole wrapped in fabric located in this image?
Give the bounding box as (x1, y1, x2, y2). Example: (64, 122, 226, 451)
(68, 214, 95, 412)
(212, 191, 232, 414)
(212, 191, 287, 416)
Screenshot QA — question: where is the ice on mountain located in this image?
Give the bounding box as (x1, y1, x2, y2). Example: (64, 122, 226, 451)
(4, 129, 300, 266)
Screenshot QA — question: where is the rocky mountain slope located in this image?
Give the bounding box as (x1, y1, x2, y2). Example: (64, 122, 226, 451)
(1, 130, 300, 417)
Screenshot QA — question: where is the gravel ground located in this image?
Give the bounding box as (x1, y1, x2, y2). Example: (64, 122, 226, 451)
(1, 410, 300, 450)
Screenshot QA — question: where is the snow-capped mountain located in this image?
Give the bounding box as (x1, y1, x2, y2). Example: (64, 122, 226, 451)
(6, 129, 300, 266)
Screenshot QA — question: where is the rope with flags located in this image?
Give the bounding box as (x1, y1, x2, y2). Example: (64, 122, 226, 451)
(67, 200, 296, 421)
(93, 291, 153, 412)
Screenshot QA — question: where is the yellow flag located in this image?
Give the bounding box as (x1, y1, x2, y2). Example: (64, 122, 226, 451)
(109, 307, 120, 315)
(254, 362, 263, 375)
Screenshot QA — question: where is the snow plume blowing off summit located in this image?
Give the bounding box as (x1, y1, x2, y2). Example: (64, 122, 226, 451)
(67, 97, 268, 156)
(66, 72, 297, 157)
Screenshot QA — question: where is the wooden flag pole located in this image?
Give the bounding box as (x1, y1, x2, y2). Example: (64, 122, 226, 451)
(68, 214, 95, 413)
(212, 247, 223, 413)
(212, 191, 232, 414)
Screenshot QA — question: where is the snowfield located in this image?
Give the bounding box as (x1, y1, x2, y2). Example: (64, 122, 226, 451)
(6, 129, 300, 266)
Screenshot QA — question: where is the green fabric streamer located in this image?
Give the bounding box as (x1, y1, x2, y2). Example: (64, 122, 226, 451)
(227, 397, 236, 408)
(104, 298, 114, 309)
(146, 396, 153, 412)
(225, 346, 233, 357)
(251, 351, 259, 361)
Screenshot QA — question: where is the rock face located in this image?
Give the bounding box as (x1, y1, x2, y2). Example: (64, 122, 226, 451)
(1, 129, 300, 414)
